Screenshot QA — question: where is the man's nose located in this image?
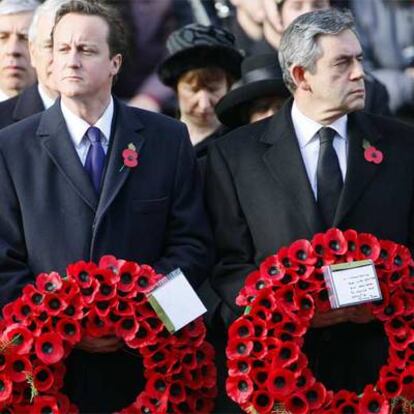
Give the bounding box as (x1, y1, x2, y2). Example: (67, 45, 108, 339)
(5, 35, 24, 57)
(67, 49, 81, 67)
(351, 59, 365, 80)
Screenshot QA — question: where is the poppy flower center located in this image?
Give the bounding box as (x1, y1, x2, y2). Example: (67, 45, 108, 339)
(291, 396, 305, 408)
(238, 361, 248, 373)
(280, 348, 292, 360)
(361, 244, 372, 256)
(155, 379, 166, 391)
(281, 274, 292, 284)
(42, 342, 53, 354)
(13, 360, 24, 372)
(49, 298, 60, 310)
(170, 383, 182, 396)
(306, 390, 317, 402)
(296, 250, 307, 260)
(237, 380, 249, 392)
(256, 281, 265, 290)
(237, 326, 249, 337)
(65, 305, 75, 316)
(329, 240, 340, 251)
(100, 285, 112, 295)
(0, 380, 4, 391)
(36, 370, 49, 382)
(368, 400, 380, 412)
(237, 343, 247, 354)
(45, 282, 55, 291)
(256, 394, 270, 407)
(138, 276, 149, 288)
(268, 266, 279, 276)
(385, 380, 398, 393)
(342, 406, 355, 414)
(79, 271, 89, 282)
(32, 293, 43, 304)
(64, 323, 76, 335)
(274, 376, 286, 388)
(121, 319, 134, 330)
(41, 407, 53, 414)
(121, 273, 132, 284)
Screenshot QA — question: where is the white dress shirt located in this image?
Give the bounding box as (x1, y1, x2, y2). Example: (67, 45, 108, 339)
(38, 83, 56, 110)
(0, 88, 10, 102)
(291, 102, 348, 200)
(60, 97, 114, 165)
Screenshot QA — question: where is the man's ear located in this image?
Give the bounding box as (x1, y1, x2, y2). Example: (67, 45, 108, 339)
(110, 53, 122, 76)
(291, 65, 311, 92)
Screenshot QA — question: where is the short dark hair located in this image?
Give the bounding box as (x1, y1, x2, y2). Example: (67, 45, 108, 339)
(52, 0, 127, 58)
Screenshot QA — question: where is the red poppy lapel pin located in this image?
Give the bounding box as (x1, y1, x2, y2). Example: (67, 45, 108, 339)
(120, 143, 138, 171)
(363, 138, 383, 165)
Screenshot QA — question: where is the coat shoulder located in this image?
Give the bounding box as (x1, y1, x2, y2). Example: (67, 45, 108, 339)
(0, 95, 18, 129)
(127, 105, 187, 136)
(214, 117, 272, 157)
(0, 111, 42, 150)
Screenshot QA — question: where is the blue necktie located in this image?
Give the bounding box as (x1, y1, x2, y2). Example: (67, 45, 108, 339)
(316, 127, 343, 226)
(84, 126, 105, 193)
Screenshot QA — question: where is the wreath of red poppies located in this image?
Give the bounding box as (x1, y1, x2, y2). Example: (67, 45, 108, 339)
(226, 228, 414, 414)
(0, 256, 217, 413)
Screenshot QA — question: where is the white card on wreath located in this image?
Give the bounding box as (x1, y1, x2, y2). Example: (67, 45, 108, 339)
(147, 268, 207, 333)
(323, 259, 382, 309)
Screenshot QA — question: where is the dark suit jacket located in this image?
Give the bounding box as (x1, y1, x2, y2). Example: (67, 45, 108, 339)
(205, 99, 414, 392)
(0, 98, 213, 411)
(0, 84, 45, 129)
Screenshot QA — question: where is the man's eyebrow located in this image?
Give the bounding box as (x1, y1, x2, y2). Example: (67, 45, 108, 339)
(333, 52, 363, 61)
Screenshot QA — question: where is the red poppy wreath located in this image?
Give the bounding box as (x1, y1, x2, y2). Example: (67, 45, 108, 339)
(0, 256, 217, 413)
(226, 228, 414, 414)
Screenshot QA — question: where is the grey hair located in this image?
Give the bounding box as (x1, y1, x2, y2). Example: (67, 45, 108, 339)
(278, 8, 358, 93)
(0, 0, 39, 16)
(28, 0, 69, 41)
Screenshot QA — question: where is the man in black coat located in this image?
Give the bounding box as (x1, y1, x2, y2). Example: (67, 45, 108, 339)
(206, 8, 414, 394)
(0, 0, 65, 129)
(0, 1, 213, 412)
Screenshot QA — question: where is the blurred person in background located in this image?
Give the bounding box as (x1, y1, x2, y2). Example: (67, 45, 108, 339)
(107, 0, 228, 115)
(350, 0, 414, 121)
(0, 0, 39, 101)
(229, 0, 391, 117)
(158, 23, 242, 163)
(215, 53, 290, 129)
(0, 0, 66, 128)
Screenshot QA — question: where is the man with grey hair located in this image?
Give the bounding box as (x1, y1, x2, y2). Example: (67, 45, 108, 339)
(0, 0, 39, 101)
(206, 8, 414, 392)
(0, 0, 67, 128)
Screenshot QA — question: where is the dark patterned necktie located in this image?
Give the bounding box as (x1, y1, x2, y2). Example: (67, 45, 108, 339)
(316, 127, 343, 226)
(84, 126, 105, 193)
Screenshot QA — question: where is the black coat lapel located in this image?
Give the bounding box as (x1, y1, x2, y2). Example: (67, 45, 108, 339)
(261, 101, 324, 234)
(38, 101, 98, 210)
(333, 112, 383, 225)
(13, 84, 45, 122)
(95, 100, 145, 221)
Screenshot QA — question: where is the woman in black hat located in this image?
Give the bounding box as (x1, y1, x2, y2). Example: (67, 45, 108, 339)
(158, 23, 243, 161)
(215, 53, 291, 129)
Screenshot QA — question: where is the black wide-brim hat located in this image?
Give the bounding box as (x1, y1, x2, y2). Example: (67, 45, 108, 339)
(215, 53, 290, 128)
(158, 23, 243, 87)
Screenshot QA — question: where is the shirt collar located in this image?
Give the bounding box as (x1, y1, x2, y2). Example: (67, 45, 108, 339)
(0, 88, 11, 102)
(291, 101, 348, 148)
(60, 97, 114, 148)
(37, 83, 56, 110)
